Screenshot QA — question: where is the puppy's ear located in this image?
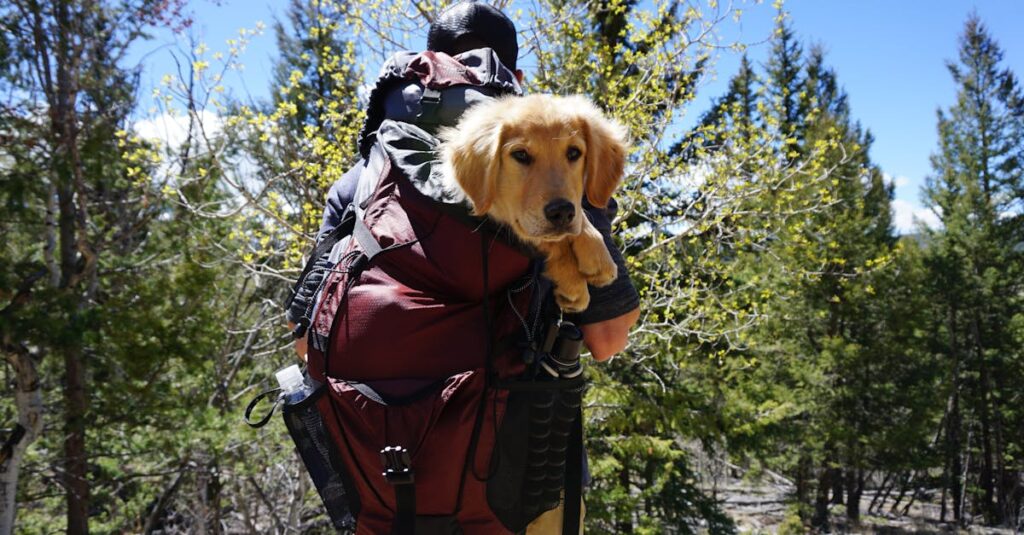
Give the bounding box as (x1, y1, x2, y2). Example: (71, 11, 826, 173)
(441, 108, 505, 216)
(572, 97, 628, 208)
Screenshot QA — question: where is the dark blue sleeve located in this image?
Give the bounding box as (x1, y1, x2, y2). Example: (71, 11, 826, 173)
(571, 197, 640, 325)
(318, 162, 364, 239)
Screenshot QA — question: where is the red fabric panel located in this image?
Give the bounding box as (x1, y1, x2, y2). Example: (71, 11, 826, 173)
(325, 162, 530, 381)
(405, 51, 482, 89)
(317, 372, 514, 534)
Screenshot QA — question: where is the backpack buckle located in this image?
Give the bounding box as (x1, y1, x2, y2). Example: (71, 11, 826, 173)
(417, 87, 443, 122)
(380, 446, 414, 485)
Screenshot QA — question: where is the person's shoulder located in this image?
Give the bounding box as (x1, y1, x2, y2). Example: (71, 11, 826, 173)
(583, 197, 619, 234)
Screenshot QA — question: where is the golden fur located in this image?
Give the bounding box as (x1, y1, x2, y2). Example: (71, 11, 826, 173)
(440, 94, 629, 312)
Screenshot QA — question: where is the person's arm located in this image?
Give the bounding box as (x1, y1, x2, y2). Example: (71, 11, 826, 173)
(581, 307, 640, 361)
(572, 197, 641, 361)
(288, 321, 308, 362)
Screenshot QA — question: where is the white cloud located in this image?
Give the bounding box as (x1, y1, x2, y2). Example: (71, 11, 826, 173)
(891, 199, 941, 234)
(882, 172, 910, 189)
(134, 110, 224, 150)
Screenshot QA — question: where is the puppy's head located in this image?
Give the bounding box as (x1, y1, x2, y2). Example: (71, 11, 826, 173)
(441, 94, 628, 243)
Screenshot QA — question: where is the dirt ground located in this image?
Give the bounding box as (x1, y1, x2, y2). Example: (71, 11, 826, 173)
(706, 474, 1019, 534)
(687, 447, 1020, 535)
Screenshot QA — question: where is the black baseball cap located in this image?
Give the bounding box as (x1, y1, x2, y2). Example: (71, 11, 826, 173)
(427, 2, 518, 71)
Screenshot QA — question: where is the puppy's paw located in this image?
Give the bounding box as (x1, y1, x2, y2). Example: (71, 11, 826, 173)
(574, 234, 618, 288)
(578, 248, 617, 288)
(554, 278, 590, 313)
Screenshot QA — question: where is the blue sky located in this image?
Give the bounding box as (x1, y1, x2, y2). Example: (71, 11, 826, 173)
(128, 1, 1024, 233)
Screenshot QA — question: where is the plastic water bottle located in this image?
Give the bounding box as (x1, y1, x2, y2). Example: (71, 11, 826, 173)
(276, 364, 312, 404)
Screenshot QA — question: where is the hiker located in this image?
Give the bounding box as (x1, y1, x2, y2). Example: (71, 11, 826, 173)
(288, 1, 638, 367)
(280, 3, 640, 533)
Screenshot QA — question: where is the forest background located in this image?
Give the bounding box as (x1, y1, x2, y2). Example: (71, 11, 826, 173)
(1, 0, 1023, 533)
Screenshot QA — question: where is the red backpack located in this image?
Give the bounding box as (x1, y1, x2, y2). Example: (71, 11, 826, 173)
(265, 50, 587, 535)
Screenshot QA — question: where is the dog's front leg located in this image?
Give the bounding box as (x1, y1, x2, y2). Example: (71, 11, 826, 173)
(539, 240, 591, 313)
(571, 219, 617, 288)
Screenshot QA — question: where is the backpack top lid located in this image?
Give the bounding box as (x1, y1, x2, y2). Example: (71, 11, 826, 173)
(357, 47, 523, 158)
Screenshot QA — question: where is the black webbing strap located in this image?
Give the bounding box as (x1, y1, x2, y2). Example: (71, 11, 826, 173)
(353, 216, 384, 262)
(243, 388, 282, 428)
(381, 446, 416, 534)
(562, 409, 583, 535)
(346, 380, 446, 407)
(394, 483, 416, 534)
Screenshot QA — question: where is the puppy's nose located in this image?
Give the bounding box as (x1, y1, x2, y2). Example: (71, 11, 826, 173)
(544, 199, 575, 227)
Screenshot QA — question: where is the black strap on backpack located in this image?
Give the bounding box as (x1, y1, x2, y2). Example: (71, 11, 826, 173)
(562, 410, 584, 535)
(381, 445, 416, 534)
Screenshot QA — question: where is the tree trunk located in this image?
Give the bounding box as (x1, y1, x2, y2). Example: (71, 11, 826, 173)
(617, 465, 633, 533)
(943, 303, 963, 524)
(868, 472, 892, 514)
(972, 317, 997, 525)
(991, 369, 1012, 525)
(812, 464, 831, 529)
(55, 132, 92, 535)
(49, 0, 95, 529)
(831, 468, 844, 505)
(142, 468, 186, 534)
(949, 406, 963, 524)
(940, 480, 948, 522)
(891, 471, 910, 515)
(957, 428, 972, 527)
(63, 343, 90, 534)
(846, 469, 863, 523)
(0, 350, 44, 535)
(794, 453, 812, 522)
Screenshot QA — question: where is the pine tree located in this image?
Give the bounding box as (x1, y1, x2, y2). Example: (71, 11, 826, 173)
(272, 0, 355, 138)
(764, 15, 803, 156)
(681, 54, 759, 158)
(923, 14, 1024, 526)
(265, 0, 364, 234)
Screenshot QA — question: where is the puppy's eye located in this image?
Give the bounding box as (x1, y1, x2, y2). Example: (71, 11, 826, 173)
(511, 149, 532, 164)
(566, 146, 582, 161)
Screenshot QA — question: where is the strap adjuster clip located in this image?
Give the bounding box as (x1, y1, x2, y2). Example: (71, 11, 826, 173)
(380, 446, 414, 485)
(419, 87, 442, 106)
(417, 87, 443, 121)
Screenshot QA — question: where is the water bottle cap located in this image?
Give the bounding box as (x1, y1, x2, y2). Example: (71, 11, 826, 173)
(275, 365, 305, 394)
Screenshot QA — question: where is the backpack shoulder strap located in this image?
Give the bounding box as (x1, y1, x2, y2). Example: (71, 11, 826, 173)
(286, 204, 356, 338)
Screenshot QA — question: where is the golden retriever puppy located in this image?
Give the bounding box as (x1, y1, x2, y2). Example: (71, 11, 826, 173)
(440, 94, 628, 312)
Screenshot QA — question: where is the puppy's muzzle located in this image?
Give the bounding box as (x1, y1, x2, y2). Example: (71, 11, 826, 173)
(544, 199, 576, 230)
